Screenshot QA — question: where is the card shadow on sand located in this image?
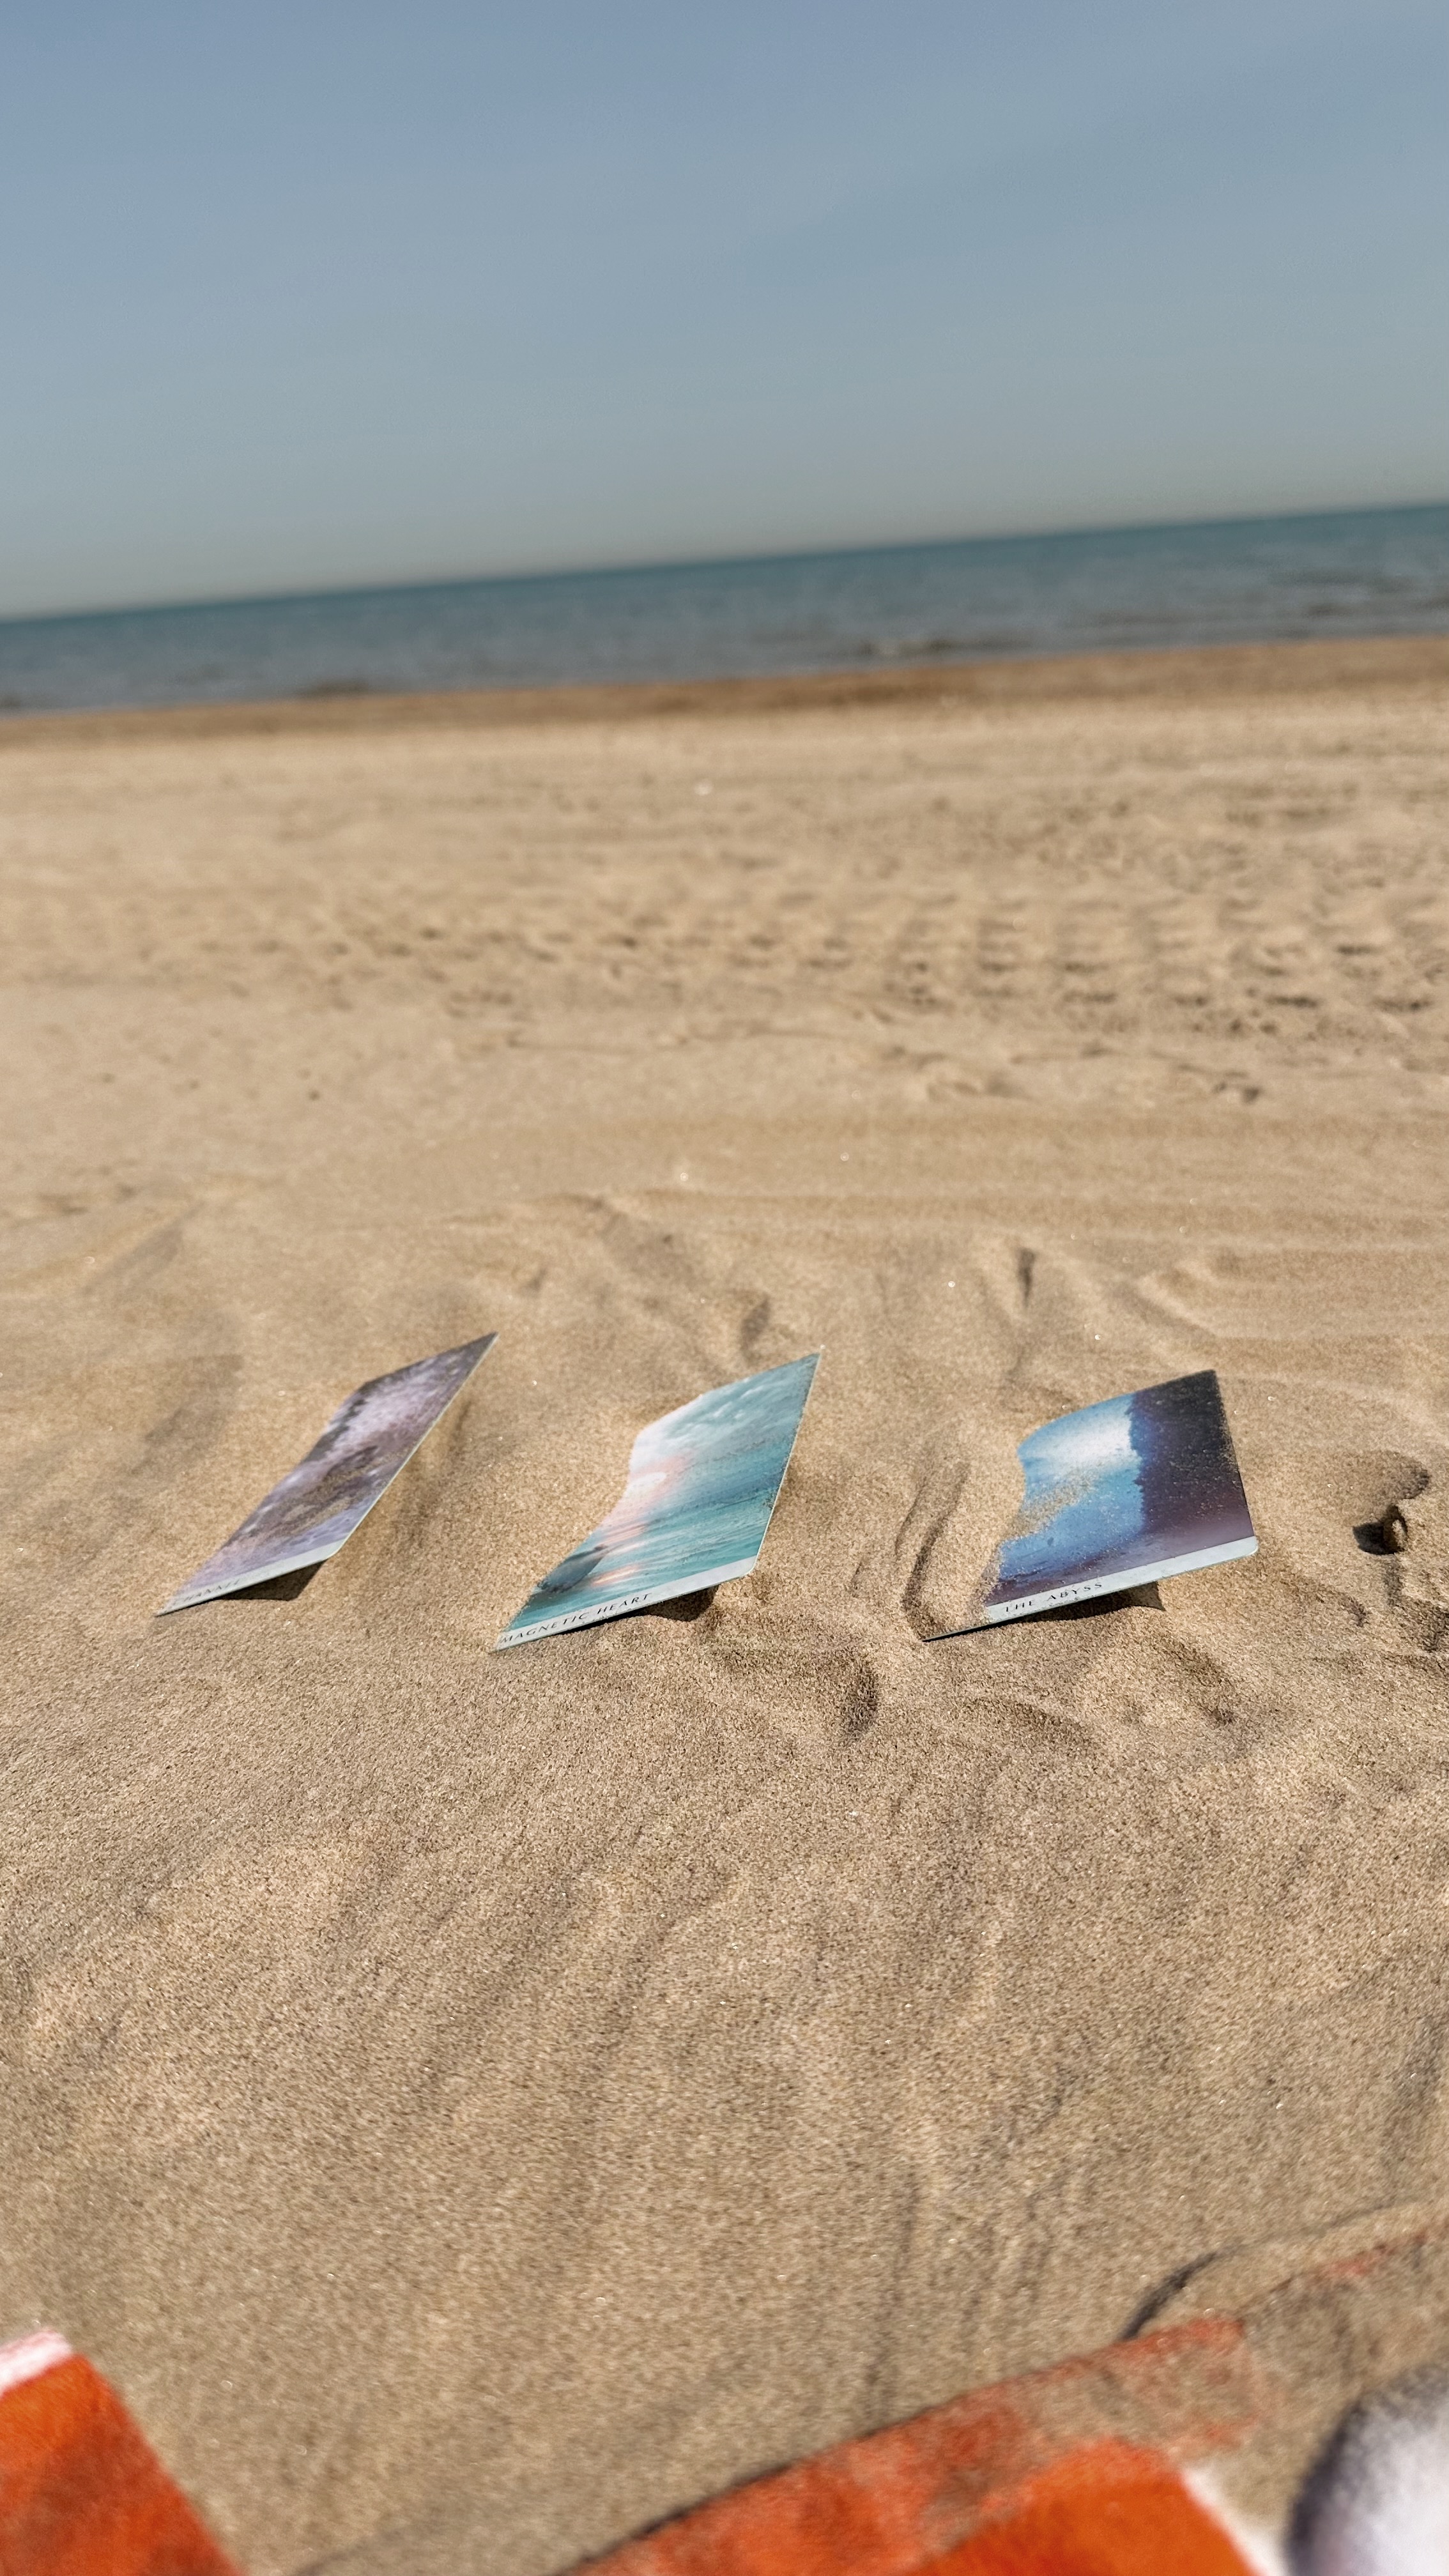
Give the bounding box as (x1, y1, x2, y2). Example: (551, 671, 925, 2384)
(623, 1587, 719, 1625)
(207, 1563, 326, 1605)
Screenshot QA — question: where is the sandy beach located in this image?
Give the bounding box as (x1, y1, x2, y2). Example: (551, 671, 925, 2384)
(4, 633, 1449, 2572)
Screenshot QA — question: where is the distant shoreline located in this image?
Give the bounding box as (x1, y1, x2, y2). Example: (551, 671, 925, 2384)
(2, 631, 1445, 749)
(6, 499, 1447, 634)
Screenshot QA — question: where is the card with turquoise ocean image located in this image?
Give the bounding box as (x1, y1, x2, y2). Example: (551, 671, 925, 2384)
(496, 1352, 820, 1648)
(936, 1368, 1255, 1636)
(158, 1335, 496, 1613)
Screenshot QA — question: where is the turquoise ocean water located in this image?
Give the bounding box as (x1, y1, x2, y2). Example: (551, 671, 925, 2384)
(500, 1356, 819, 1644)
(1, 505, 1444, 716)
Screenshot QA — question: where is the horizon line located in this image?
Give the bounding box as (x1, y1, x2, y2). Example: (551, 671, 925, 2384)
(4, 494, 1445, 634)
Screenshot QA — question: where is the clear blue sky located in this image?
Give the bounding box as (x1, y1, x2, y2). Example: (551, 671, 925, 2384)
(3, 1, 1444, 617)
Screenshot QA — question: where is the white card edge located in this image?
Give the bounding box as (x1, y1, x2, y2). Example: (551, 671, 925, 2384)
(929, 1534, 1259, 1639)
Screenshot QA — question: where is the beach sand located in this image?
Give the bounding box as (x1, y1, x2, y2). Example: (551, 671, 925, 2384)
(3, 634, 1448, 2572)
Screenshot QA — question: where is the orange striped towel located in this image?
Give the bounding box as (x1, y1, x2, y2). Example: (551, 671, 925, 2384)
(0, 2329, 238, 2576)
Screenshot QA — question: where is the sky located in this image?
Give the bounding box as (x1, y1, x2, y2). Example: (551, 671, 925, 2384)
(3, 1, 1445, 617)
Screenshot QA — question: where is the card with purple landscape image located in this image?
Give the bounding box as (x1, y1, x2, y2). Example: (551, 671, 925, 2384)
(935, 1367, 1256, 1636)
(158, 1334, 496, 1613)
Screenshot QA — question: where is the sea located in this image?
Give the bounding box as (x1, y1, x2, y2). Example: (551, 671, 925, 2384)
(1, 503, 1444, 716)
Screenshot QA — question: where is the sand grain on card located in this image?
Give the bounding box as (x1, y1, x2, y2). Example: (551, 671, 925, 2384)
(2, 638, 1448, 2573)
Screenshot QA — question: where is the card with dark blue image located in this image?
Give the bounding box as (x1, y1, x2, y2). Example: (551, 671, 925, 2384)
(937, 1369, 1255, 1634)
